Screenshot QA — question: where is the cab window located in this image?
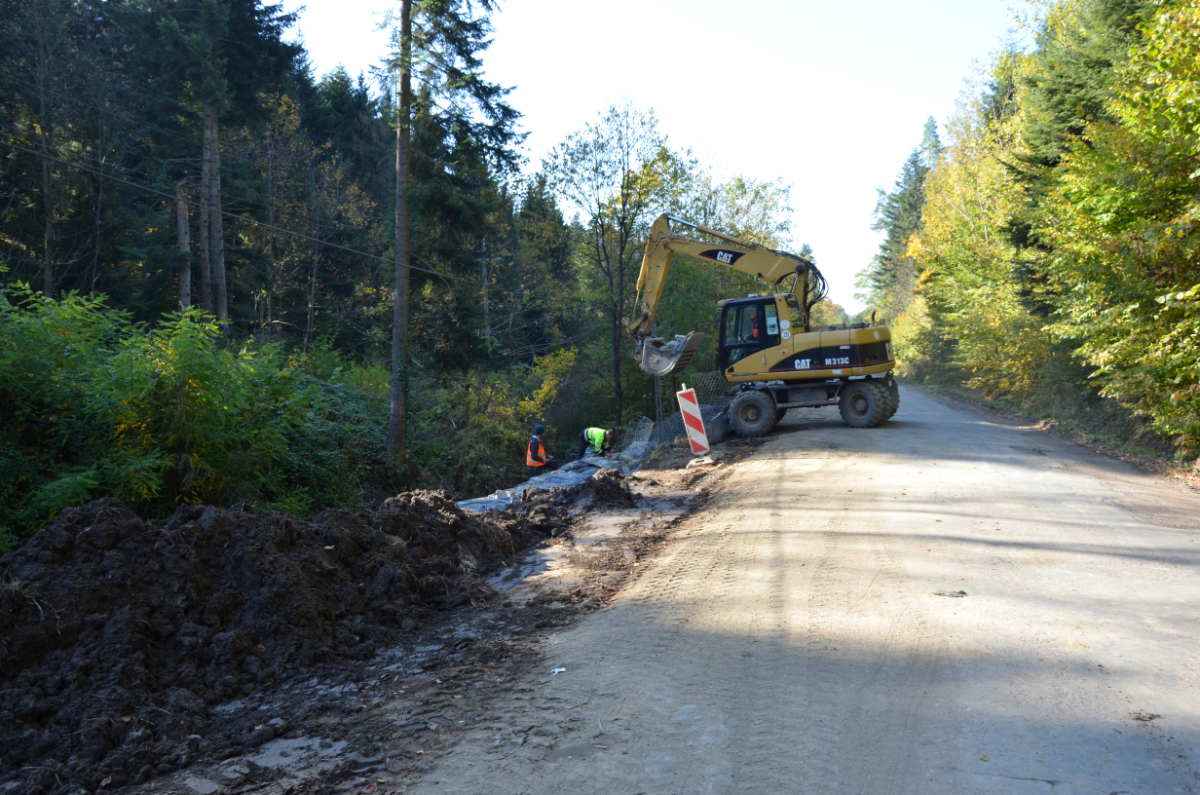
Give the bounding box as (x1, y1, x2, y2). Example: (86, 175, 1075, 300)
(720, 302, 774, 368)
(785, 294, 803, 329)
(763, 303, 781, 346)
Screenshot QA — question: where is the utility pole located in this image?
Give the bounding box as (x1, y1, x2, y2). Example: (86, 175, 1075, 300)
(481, 237, 489, 354)
(176, 185, 191, 309)
(388, 0, 412, 467)
(204, 102, 227, 325)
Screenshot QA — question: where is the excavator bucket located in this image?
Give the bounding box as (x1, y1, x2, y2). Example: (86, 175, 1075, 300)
(637, 332, 706, 376)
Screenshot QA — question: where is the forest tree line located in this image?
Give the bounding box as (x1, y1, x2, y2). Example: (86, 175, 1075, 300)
(0, 0, 842, 545)
(861, 0, 1200, 465)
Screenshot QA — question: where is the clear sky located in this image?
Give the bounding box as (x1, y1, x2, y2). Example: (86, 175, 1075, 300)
(285, 0, 1020, 312)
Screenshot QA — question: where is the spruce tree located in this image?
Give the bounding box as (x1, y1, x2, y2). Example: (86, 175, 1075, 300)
(859, 118, 940, 318)
(1020, 0, 1149, 167)
(383, 0, 521, 464)
(134, 0, 301, 322)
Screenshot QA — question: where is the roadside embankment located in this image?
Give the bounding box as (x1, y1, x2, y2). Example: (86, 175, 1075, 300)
(0, 472, 635, 795)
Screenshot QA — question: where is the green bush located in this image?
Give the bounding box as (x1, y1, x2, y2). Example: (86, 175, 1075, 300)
(0, 283, 582, 548)
(0, 286, 397, 543)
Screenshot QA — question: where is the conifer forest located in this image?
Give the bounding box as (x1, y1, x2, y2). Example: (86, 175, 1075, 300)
(3, 0, 1199, 548)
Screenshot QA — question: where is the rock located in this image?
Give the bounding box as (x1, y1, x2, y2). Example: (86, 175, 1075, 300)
(348, 752, 384, 769)
(221, 763, 250, 781)
(182, 775, 221, 795)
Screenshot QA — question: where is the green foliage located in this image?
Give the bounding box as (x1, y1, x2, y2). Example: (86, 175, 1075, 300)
(858, 117, 941, 319)
(0, 287, 396, 540)
(1039, 0, 1200, 455)
(0, 0, 823, 551)
(408, 348, 579, 495)
(1018, 0, 1147, 167)
(86, 309, 297, 506)
(0, 285, 124, 538)
(876, 0, 1195, 462)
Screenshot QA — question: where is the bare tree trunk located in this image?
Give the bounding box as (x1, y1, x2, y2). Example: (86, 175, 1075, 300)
(388, 0, 412, 466)
(41, 146, 54, 296)
(611, 306, 623, 427)
(90, 167, 103, 294)
(305, 249, 317, 353)
(198, 152, 212, 312)
(204, 103, 228, 324)
(481, 237, 489, 353)
(32, 0, 56, 298)
(176, 185, 191, 309)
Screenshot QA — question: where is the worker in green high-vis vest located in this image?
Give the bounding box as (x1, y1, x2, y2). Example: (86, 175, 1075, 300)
(576, 427, 613, 460)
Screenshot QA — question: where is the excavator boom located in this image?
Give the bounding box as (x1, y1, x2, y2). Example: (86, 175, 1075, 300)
(629, 214, 822, 376)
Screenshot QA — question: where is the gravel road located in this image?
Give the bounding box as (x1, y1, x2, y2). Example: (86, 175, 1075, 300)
(408, 385, 1200, 794)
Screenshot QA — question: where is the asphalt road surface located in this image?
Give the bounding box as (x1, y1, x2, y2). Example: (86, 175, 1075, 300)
(412, 385, 1200, 794)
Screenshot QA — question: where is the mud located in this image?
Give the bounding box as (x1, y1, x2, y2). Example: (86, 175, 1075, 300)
(521, 468, 639, 513)
(0, 478, 640, 795)
(639, 435, 761, 472)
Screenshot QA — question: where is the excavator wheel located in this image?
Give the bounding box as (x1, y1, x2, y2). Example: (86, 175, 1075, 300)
(729, 389, 777, 437)
(775, 407, 788, 425)
(839, 381, 888, 428)
(883, 380, 900, 420)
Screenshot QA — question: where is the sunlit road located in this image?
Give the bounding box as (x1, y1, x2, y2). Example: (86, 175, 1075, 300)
(414, 385, 1200, 794)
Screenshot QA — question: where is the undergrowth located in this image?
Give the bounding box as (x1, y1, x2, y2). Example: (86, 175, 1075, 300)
(0, 285, 576, 551)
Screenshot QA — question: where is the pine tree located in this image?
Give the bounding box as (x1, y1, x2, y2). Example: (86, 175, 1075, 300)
(859, 118, 940, 318)
(383, 0, 521, 464)
(1019, 0, 1149, 168)
(137, 0, 301, 322)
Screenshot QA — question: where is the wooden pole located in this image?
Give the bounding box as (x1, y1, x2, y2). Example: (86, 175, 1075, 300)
(176, 185, 191, 309)
(388, 0, 412, 467)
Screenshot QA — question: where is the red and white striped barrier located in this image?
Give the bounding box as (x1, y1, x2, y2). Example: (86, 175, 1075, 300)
(676, 383, 710, 455)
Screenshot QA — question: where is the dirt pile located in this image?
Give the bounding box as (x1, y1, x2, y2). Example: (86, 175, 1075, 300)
(0, 485, 602, 795)
(520, 468, 640, 513)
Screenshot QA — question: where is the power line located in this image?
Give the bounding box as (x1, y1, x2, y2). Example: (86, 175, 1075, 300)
(0, 138, 471, 285)
(0, 64, 400, 244)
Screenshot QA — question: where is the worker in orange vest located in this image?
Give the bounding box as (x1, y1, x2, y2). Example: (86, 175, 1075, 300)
(526, 425, 559, 478)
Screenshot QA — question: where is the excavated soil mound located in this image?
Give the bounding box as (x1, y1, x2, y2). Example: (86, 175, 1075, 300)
(520, 468, 640, 513)
(0, 482, 619, 795)
(578, 468, 642, 508)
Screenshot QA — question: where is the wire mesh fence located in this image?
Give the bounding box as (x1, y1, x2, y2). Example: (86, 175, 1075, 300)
(610, 372, 736, 461)
(649, 371, 736, 446)
(614, 415, 655, 454)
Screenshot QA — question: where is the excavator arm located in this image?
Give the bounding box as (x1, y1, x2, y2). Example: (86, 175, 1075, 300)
(629, 213, 825, 376)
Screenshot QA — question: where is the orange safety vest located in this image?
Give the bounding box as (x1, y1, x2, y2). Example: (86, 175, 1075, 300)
(526, 436, 547, 467)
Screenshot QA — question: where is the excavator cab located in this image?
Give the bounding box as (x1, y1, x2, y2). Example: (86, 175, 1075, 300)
(718, 297, 781, 370)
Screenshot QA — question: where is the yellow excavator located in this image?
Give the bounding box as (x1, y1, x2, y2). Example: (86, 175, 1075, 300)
(629, 213, 898, 436)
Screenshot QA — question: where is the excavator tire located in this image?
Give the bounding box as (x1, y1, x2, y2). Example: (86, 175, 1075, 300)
(729, 389, 777, 438)
(775, 407, 788, 425)
(839, 381, 887, 428)
(884, 380, 900, 420)
(874, 380, 895, 420)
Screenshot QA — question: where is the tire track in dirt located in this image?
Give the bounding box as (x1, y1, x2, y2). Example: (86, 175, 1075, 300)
(400, 388, 1200, 795)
